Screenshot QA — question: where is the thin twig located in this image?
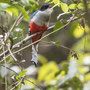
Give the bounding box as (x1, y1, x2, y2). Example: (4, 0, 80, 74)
(10, 78, 23, 90)
(0, 64, 18, 74)
(0, 49, 8, 59)
(2, 43, 7, 90)
(7, 44, 17, 62)
(0, 45, 3, 51)
(7, 81, 19, 90)
(41, 41, 73, 51)
(25, 78, 42, 89)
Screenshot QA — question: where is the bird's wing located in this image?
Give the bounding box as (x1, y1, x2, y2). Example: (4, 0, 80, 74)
(30, 10, 39, 20)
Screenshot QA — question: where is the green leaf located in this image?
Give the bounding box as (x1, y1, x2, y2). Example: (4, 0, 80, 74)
(57, 60, 78, 87)
(0, 0, 10, 4)
(16, 70, 27, 80)
(38, 61, 58, 82)
(55, 40, 61, 47)
(5, 6, 18, 16)
(51, 0, 60, 4)
(38, 55, 48, 64)
(19, 70, 27, 77)
(69, 4, 77, 9)
(62, 63, 69, 73)
(0, 3, 9, 11)
(54, 21, 63, 30)
(6, 56, 10, 62)
(14, 5, 29, 21)
(55, 63, 68, 76)
(73, 25, 84, 38)
(67, 21, 79, 38)
(9, 60, 14, 64)
(61, 3, 69, 12)
(51, 40, 61, 48)
(77, 3, 84, 10)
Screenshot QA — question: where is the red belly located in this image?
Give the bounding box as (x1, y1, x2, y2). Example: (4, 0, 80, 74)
(30, 22, 48, 42)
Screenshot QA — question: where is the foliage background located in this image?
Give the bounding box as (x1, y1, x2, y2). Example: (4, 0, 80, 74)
(0, 0, 90, 90)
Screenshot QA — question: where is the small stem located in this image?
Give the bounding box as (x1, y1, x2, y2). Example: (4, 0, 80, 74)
(10, 78, 23, 90)
(7, 44, 17, 62)
(25, 78, 42, 89)
(2, 44, 7, 90)
(0, 64, 18, 74)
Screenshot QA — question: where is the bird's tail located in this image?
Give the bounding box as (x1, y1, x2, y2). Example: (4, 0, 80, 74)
(31, 44, 39, 67)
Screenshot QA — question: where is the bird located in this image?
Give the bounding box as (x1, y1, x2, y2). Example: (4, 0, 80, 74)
(29, 4, 53, 67)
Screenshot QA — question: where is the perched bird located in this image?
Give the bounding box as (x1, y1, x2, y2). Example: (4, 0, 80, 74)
(29, 4, 53, 66)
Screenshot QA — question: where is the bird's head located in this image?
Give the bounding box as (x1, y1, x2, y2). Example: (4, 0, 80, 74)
(40, 4, 52, 11)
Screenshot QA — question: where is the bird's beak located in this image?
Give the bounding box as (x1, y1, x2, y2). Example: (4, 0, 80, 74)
(48, 6, 52, 8)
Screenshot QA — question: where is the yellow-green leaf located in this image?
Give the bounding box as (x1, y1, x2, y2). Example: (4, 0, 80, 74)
(54, 21, 63, 30)
(73, 25, 84, 38)
(61, 3, 69, 12)
(38, 55, 48, 64)
(77, 3, 84, 10)
(16, 70, 27, 79)
(51, 0, 60, 4)
(38, 61, 58, 83)
(15, 5, 29, 21)
(69, 4, 77, 9)
(5, 6, 18, 16)
(67, 21, 79, 38)
(0, 0, 10, 4)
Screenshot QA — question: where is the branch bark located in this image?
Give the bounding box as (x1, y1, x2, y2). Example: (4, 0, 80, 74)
(8, 44, 17, 62)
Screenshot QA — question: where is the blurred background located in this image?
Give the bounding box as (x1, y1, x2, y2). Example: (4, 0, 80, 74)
(0, 0, 90, 90)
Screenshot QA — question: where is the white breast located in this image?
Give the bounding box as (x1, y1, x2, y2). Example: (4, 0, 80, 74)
(31, 8, 53, 26)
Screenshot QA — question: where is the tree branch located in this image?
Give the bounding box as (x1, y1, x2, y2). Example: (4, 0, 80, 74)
(2, 41, 7, 90)
(7, 44, 17, 62)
